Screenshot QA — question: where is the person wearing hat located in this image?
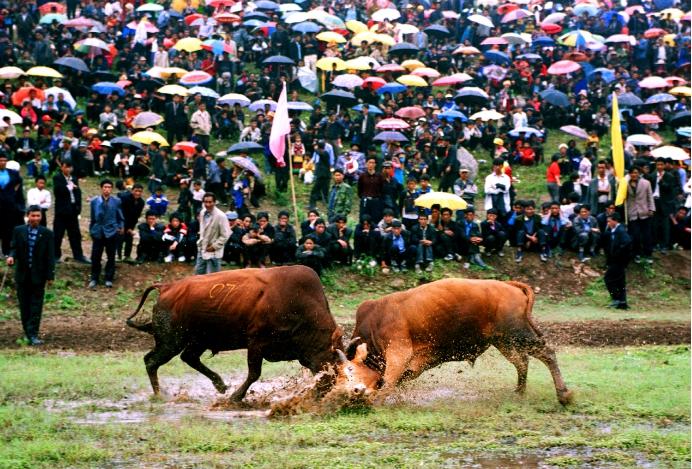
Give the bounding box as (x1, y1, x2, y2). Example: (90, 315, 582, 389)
(603, 212, 632, 310)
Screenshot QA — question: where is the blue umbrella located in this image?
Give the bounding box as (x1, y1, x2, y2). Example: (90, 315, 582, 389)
(645, 93, 676, 104)
(573, 3, 599, 16)
(249, 99, 277, 112)
(587, 67, 615, 83)
(533, 36, 555, 47)
(352, 104, 384, 114)
(255, 0, 280, 10)
(438, 110, 467, 122)
(609, 92, 643, 107)
(676, 127, 691, 137)
(92, 82, 125, 96)
(377, 82, 407, 95)
(292, 21, 321, 33)
(389, 42, 419, 55)
(262, 55, 295, 65)
(187, 86, 220, 99)
(228, 142, 265, 154)
(54, 56, 90, 73)
(483, 50, 510, 65)
(672, 111, 691, 127)
(374, 131, 408, 142)
(540, 89, 570, 107)
(287, 101, 313, 112)
(243, 19, 266, 27)
(244, 11, 269, 20)
(517, 53, 542, 61)
(111, 137, 143, 149)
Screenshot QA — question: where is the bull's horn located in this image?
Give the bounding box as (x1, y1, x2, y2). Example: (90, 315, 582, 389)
(336, 349, 348, 364)
(347, 337, 361, 349)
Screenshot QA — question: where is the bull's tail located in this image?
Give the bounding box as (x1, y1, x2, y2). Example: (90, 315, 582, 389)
(126, 284, 161, 334)
(506, 281, 542, 338)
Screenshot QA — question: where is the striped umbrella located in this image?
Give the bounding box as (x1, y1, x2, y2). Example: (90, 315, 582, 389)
(179, 70, 213, 86)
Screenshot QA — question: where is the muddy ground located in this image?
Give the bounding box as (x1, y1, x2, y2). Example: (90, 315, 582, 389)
(0, 316, 688, 352)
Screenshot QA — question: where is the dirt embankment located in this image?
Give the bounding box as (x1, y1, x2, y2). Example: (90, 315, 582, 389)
(0, 316, 688, 353)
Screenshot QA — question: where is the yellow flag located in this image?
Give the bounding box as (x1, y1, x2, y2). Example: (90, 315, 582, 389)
(611, 93, 628, 206)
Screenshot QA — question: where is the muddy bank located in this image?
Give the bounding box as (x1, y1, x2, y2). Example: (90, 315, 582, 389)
(0, 317, 688, 352)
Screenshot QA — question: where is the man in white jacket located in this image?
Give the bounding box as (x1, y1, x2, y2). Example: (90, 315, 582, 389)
(26, 176, 52, 227)
(484, 158, 512, 221)
(190, 102, 212, 152)
(195, 193, 231, 275)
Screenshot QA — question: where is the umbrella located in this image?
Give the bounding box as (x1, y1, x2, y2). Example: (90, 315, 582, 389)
(245, 11, 270, 21)
(389, 42, 419, 55)
(333, 74, 364, 89)
(374, 131, 408, 142)
(316, 31, 346, 43)
(26, 66, 63, 79)
(424, 25, 451, 38)
(255, 0, 280, 10)
(279, 3, 303, 12)
(439, 110, 468, 122)
(377, 82, 407, 95)
(371, 8, 401, 22)
(533, 36, 555, 47)
(669, 86, 692, 96)
(548, 60, 581, 75)
(588, 67, 615, 83)
(651, 146, 689, 160)
(484, 50, 511, 65)
(39, 13, 67, 24)
(605, 34, 635, 45)
(453, 45, 481, 55)
(363, 76, 387, 89)
(676, 127, 691, 138)
(481, 37, 509, 45)
(132, 131, 169, 147)
(0, 66, 26, 79)
(559, 30, 593, 48)
(158, 84, 190, 96)
(344, 57, 380, 70)
(377, 63, 406, 73)
(411, 67, 441, 78)
(316, 57, 347, 71)
(645, 93, 676, 104)
(626, 134, 659, 146)
(469, 109, 504, 121)
(320, 89, 358, 107)
(352, 104, 383, 115)
(179, 70, 213, 86)
(292, 21, 322, 33)
(229, 156, 263, 177)
(172, 141, 199, 155)
(415, 192, 468, 210)
(376, 118, 410, 130)
(110, 137, 144, 149)
(54, 57, 89, 73)
(501, 8, 531, 22)
(665, 77, 688, 86)
(132, 112, 164, 129)
(639, 76, 669, 89)
(228, 142, 265, 154)
(218, 93, 251, 106)
(671, 111, 691, 127)
(468, 14, 494, 28)
(541, 24, 563, 34)
(540, 89, 570, 107)
(501, 32, 529, 44)
(346, 19, 369, 33)
(188, 86, 220, 99)
(92, 82, 125, 96)
(136, 3, 163, 12)
(432, 73, 473, 87)
(636, 114, 663, 124)
(63, 17, 101, 29)
(44, 87, 76, 109)
(11, 87, 45, 107)
(39, 2, 66, 14)
(517, 53, 543, 61)
(560, 125, 589, 139)
(542, 12, 566, 24)
(644, 28, 667, 39)
(482, 65, 507, 81)
(509, 127, 543, 137)
(0, 109, 22, 125)
(173, 38, 203, 52)
(73, 37, 110, 52)
(397, 75, 428, 87)
(249, 99, 278, 112)
(613, 92, 644, 107)
(262, 55, 295, 65)
(287, 101, 314, 112)
(573, 3, 599, 16)
(563, 51, 590, 62)
(454, 87, 490, 105)
(395, 107, 426, 119)
(126, 20, 159, 33)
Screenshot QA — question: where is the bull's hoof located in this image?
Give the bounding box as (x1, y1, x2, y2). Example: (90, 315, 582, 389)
(229, 391, 245, 402)
(558, 389, 574, 406)
(214, 382, 228, 394)
(514, 386, 526, 395)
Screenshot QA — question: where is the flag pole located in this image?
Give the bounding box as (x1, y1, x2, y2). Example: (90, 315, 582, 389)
(287, 134, 300, 234)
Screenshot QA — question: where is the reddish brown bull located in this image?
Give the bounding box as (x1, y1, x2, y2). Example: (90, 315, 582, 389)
(127, 266, 343, 400)
(336, 279, 573, 405)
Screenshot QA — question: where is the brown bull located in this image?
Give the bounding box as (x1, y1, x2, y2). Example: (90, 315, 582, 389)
(127, 265, 343, 400)
(337, 279, 573, 405)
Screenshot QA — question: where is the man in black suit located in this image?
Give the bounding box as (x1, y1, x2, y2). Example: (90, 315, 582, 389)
(604, 212, 632, 310)
(52, 161, 89, 263)
(164, 94, 189, 144)
(646, 157, 677, 251)
(287, 35, 304, 64)
(354, 106, 376, 151)
(7, 206, 55, 346)
(0, 153, 25, 256)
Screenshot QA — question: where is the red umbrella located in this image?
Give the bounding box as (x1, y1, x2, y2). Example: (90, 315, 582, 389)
(377, 63, 406, 73)
(481, 37, 509, 45)
(563, 51, 589, 62)
(376, 118, 410, 130)
(363, 76, 387, 89)
(636, 114, 663, 124)
(12, 87, 45, 107)
(214, 12, 242, 23)
(395, 106, 426, 119)
(185, 14, 205, 25)
(173, 141, 198, 155)
(541, 23, 562, 34)
(208, 0, 236, 7)
(644, 28, 667, 39)
(39, 2, 66, 14)
(497, 3, 519, 14)
(665, 76, 688, 86)
(547, 60, 581, 75)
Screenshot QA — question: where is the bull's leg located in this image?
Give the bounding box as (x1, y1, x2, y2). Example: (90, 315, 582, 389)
(496, 345, 529, 394)
(398, 353, 431, 384)
(379, 341, 414, 394)
(180, 345, 228, 394)
(144, 343, 181, 395)
(230, 346, 263, 401)
(528, 344, 573, 406)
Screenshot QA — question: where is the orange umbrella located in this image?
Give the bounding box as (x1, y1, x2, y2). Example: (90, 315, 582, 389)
(39, 2, 66, 14)
(12, 87, 45, 107)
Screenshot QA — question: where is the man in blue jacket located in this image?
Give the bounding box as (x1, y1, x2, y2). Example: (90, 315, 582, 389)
(89, 179, 124, 288)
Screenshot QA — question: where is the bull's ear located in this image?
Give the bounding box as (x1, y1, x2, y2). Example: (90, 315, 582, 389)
(354, 343, 368, 364)
(330, 327, 344, 352)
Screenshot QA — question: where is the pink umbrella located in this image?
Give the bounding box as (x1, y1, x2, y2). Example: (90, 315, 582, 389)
(173, 141, 199, 155)
(638, 76, 669, 89)
(547, 60, 581, 75)
(333, 74, 364, 89)
(363, 76, 387, 89)
(636, 114, 663, 124)
(117, 80, 132, 88)
(442, 10, 460, 19)
(665, 76, 688, 86)
(377, 63, 406, 73)
(481, 37, 509, 45)
(127, 20, 159, 33)
(64, 17, 100, 28)
(501, 8, 531, 23)
(432, 73, 473, 86)
(453, 45, 481, 55)
(412, 68, 441, 78)
(395, 106, 426, 119)
(376, 118, 410, 130)
(179, 70, 213, 86)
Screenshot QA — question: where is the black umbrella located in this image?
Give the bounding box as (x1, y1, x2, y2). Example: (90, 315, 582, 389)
(110, 137, 144, 149)
(321, 89, 357, 106)
(389, 42, 419, 55)
(227, 141, 265, 154)
(262, 55, 295, 65)
(672, 111, 691, 127)
(91, 70, 117, 82)
(244, 11, 269, 21)
(423, 24, 451, 38)
(54, 56, 90, 73)
(540, 89, 569, 108)
(454, 87, 490, 106)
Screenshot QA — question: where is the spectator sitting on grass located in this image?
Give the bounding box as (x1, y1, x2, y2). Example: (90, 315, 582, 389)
(137, 210, 165, 263)
(515, 200, 548, 263)
(459, 207, 487, 269)
(296, 237, 326, 276)
(571, 204, 600, 262)
(162, 213, 188, 263)
(542, 201, 571, 258)
(146, 186, 169, 216)
(481, 208, 507, 257)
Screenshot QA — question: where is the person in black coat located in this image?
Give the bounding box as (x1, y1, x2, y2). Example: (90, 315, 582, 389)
(382, 220, 415, 271)
(272, 210, 297, 265)
(603, 213, 632, 310)
(646, 157, 677, 251)
(0, 154, 25, 256)
(52, 161, 89, 263)
(164, 95, 189, 144)
(117, 183, 145, 261)
(7, 206, 55, 345)
(326, 215, 353, 265)
(353, 215, 380, 260)
(481, 208, 507, 255)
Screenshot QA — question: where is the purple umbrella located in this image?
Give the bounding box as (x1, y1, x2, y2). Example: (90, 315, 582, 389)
(560, 125, 589, 139)
(230, 156, 263, 178)
(374, 131, 408, 142)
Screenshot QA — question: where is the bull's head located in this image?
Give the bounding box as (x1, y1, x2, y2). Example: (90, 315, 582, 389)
(331, 343, 382, 399)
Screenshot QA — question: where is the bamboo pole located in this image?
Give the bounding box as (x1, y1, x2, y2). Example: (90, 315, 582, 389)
(287, 134, 300, 234)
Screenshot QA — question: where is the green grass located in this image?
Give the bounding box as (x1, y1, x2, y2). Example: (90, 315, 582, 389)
(0, 346, 688, 467)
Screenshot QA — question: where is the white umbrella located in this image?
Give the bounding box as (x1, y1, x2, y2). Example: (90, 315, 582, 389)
(0, 66, 26, 79)
(136, 3, 164, 12)
(651, 146, 689, 160)
(541, 12, 566, 24)
(44, 87, 77, 109)
(218, 93, 251, 107)
(469, 109, 505, 121)
(279, 3, 302, 12)
(468, 14, 494, 28)
(333, 74, 364, 89)
(626, 134, 659, 146)
(0, 109, 22, 124)
(501, 33, 529, 44)
(371, 8, 401, 22)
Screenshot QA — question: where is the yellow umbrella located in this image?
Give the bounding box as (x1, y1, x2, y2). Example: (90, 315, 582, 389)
(374, 33, 396, 46)
(158, 84, 189, 96)
(344, 56, 379, 70)
(658, 7, 684, 19)
(316, 57, 347, 71)
(351, 31, 377, 45)
(397, 74, 428, 87)
(414, 191, 468, 210)
(26, 66, 63, 79)
(345, 19, 368, 34)
(161, 67, 188, 78)
(412, 67, 441, 78)
(670, 86, 692, 96)
(316, 31, 346, 43)
(171, 0, 200, 11)
(173, 37, 203, 52)
(132, 131, 170, 147)
(663, 33, 676, 47)
(401, 59, 425, 71)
